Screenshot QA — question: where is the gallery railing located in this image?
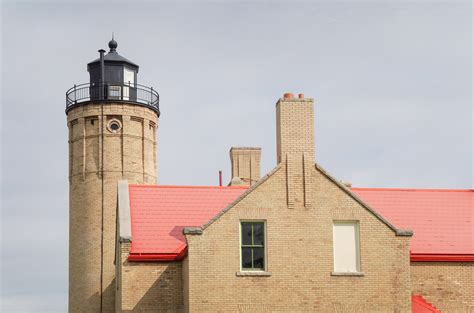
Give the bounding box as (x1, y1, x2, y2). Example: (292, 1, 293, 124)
(66, 82, 159, 114)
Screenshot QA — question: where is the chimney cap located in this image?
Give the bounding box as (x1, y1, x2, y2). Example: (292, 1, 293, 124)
(283, 92, 294, 99)
(230, 147, 262, 151)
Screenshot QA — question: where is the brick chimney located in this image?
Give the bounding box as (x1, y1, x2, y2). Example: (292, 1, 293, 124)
(276, 93, 315, 163)
(276, 93, 314, 208)
(229, 147, 261, 186)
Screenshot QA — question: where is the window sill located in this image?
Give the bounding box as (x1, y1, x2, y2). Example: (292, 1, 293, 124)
(331, 271, 365, 277)
(236, 271, 272, 277)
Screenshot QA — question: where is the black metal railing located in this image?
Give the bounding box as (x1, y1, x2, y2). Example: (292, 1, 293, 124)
(66, 82, 159, 114)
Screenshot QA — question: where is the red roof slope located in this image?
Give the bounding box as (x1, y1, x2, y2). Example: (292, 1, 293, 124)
(128, 185, 248, 260)
(127, 184, 472, 262)
(412, 295, 440, 313)
(352, 188, 474, 258)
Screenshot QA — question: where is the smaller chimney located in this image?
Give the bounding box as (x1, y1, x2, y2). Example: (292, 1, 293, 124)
(229, 147, 261, 186)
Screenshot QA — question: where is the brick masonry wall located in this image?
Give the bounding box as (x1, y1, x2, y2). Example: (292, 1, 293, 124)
(411, 262, 474, 312)
(184, 165, 412, 312)
(67, 103, 158, 313)
(116, 242, 184, 312)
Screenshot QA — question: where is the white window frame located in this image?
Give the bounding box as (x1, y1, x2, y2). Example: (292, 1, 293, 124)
(332, 221, 361, 274)
(239, 220, 267, 272)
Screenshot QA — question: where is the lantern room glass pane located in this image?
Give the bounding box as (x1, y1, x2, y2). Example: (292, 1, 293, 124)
(123, 67, 134, 101)
(123, 68, 135, 85)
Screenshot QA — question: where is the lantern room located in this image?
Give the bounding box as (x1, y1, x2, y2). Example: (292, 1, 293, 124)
(65, 38, 159, 116)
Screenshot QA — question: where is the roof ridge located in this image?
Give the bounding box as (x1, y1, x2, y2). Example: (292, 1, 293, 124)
(351, 187, 473, 192)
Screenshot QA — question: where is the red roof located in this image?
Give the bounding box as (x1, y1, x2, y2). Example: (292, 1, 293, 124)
(127, 184, 473, 262)
(412, 295, 440, 313)
(351, 188, 474, 259)
(128, 185, 248, 260)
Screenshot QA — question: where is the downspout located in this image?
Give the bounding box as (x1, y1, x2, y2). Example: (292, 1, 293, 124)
(98, 48, 105, 313)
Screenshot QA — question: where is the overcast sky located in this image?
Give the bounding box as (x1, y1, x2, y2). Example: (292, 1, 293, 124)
(1, 1, 472, 312)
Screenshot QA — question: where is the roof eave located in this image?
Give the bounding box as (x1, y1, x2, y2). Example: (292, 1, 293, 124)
(411, 253, 474, 262)
(127, 247, 187, 262)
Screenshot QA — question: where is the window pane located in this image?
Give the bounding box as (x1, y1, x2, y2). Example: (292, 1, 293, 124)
(124, 68, 135, 85)
(108, 86, 121, 99)
(242, 247, 252, 268)
(241, 223, 252, 246)
(333, 222, 359, 272)
(253, 223, 264, 246)
(253, 247, 264, 269)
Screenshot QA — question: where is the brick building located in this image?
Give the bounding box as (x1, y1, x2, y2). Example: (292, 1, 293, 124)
(67, 40, 473, 312)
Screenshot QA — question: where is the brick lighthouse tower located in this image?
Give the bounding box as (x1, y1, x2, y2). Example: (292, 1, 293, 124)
(65, 38, 159, 312)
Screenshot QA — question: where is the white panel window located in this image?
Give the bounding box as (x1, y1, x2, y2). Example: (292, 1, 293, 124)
(123, 68, 135, 100)
(333, 221, 360, 273)
(108, 85, 121, 99)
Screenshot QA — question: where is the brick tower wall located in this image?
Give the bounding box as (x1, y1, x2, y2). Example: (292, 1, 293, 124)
(67, 103, 158, 313)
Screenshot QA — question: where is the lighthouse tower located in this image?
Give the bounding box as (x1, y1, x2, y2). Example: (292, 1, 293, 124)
(66, 39, 159, 312)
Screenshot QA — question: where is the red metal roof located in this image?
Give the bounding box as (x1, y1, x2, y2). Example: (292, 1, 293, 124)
(128, 185, 248, 260)
(127, 184, 473, 262)
(351, 188, 474, 259)
(412, 295, 440, 313)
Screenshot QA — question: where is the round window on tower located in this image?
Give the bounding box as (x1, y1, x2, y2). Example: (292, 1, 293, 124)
(107, 119, 122, 133)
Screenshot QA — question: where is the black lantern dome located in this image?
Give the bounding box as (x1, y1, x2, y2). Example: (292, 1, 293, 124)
(66, 38, 159, 116)
(87, 38, 139, 86)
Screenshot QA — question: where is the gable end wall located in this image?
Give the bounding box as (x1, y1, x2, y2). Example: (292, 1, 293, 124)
(184, 165, 412, 312)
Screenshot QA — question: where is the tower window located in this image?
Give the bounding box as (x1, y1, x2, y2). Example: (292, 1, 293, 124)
(107, 119, 122, 133)
(241, 221, 265, 270)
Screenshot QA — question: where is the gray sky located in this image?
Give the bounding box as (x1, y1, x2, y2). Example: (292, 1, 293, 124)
(1, 1, 472, 312)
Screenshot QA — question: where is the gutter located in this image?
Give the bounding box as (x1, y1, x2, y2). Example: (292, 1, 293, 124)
(411, 253, 474, 262)
(128, 248, 187, 262)
(127, 249, 474, 263)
